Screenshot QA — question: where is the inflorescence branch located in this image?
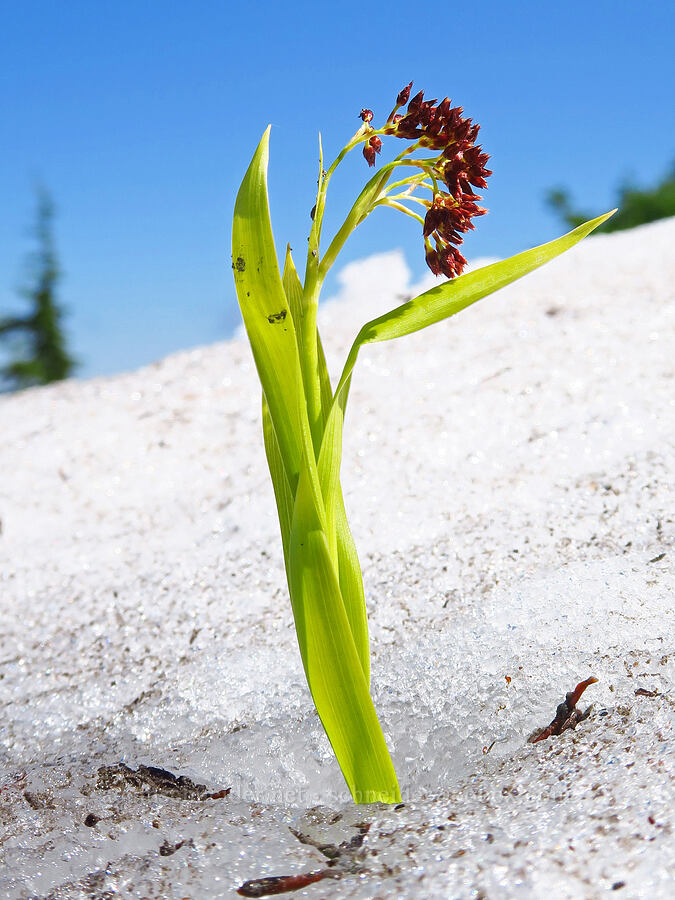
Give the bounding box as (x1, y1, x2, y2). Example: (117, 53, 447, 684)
(309, 81, 492, 285)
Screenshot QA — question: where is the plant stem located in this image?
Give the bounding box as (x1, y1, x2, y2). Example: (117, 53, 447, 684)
(300, 139, 327, 454)
(300, 135, 432, 451)
(318, 167, 397, 281)
(301, 126, 372, 452)
(375, 198, 425, 225)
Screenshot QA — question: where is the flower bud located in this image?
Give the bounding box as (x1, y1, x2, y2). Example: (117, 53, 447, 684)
(408, 90, 425, 114)
(363, 142, 377, 167)
(439, 246, 467, 278)
(359, 108, 374, 123)
(425, 245, 441, 276)
(396, 82, 413, 106)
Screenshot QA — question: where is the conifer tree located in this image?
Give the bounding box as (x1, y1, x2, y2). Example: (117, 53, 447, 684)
(1, 188, 76, 390)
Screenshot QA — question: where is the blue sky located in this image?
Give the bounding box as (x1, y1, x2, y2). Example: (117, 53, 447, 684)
(1, 0, 673, 379)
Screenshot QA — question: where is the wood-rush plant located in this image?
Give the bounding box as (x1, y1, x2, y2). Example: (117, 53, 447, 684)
(232, 82, 614, 804)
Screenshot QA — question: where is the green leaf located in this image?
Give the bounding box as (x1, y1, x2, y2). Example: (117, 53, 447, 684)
(281, 245, 371, 680)
(288, 463, 400, 804)
(262, 394, 294, 562)
(236, 135, 385, 800)
(315, 328, 369, 683)
(333, 489, 369, 683)
(319, 211, 616, 477)
(282, 245, 305, 354)
(268, 250, 369, 689)
(257, 247, 307, 564)
(232, 127, 308, 492)
(355, 210, 615, 346)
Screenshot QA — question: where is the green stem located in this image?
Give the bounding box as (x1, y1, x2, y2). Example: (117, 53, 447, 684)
(317, 146, 427, 284)
(300, 136, 436, 449)
(301, 124, 377, 451)
(375, 198, 426, 225)
(385, 172, 432, 193)
(300, 136, 327, 454)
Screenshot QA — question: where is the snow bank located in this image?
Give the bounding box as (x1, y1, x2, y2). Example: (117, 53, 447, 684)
(1, 219, 673, 898)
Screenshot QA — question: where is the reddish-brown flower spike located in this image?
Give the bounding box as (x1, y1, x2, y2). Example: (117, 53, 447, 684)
(440, 245, 467, 278)
(363, 141, 377, 167)
(359, 108, 374, 123)
(366, 82, 492, 277)
(418, 100, 437, 128)
(407, 90, 425, 115)
(423, 203, 444, 238)
(396, 81, 413, 106)
(436, 97, 451, 120)
(395, 113, 422, 139)
(425, 245, 441, 276)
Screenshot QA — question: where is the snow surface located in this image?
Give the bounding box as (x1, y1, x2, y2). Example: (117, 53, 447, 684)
(1, 219, 674, 898)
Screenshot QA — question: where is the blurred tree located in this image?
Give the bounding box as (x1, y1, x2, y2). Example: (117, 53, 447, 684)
(547, 160, 675, 233)
(0, 188, 76, 390)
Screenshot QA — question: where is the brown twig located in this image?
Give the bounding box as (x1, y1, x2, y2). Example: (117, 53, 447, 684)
(529, 677, 598, 743)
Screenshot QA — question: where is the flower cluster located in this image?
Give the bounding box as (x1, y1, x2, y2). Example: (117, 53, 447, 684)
(422, 193, 487, 278)
(361, 82, 492, 278)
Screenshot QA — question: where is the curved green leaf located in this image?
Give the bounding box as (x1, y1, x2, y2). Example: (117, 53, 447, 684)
(318, 210, 616, 531)
(289, 463, 400, 804)
(282, 245, 305, 353)
(281, 245, 370, 680)
(249, 209, 378, 797)
(232, 127, 307, 491)
(315, 328, 369, 683)
(356, 210, 615, 349)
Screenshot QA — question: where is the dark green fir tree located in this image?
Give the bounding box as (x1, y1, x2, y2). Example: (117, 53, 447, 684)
(1, 188, 77, 390)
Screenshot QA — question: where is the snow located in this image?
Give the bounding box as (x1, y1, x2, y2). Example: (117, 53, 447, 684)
(1, 218, 673, 898)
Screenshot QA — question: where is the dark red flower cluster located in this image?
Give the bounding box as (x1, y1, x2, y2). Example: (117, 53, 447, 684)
(360, 82, 492, 278)
(422, 191, 487, 277)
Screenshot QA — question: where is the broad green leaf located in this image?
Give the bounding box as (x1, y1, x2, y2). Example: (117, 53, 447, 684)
(334, 490, 369, 683)
(236, 128, 397, 804)
(288, 462, 400, 803)
(262, 394, 294, 562)
(239, 135, 380, 801)
(256, 247, 308, 564)
(316, 330, 369, 682)
(319, 211, 616, 485)
(232, 127, 307, 491)
(281, 245, 370, 679)
(350, 210, 616, 346)
(282, 245, 305, 353)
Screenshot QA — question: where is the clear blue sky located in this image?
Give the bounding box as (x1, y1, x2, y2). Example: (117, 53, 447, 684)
(1, 0, 673, 379)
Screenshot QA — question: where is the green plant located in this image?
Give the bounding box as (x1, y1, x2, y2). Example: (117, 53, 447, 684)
(0, 187, 76, 391)
(232, 83, 613, 804)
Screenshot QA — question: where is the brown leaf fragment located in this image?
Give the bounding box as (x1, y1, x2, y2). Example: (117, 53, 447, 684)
(528, 676, 598, 744)
(94, 762, 229, 801)
(237, 869, 340, 897)
(159, 839, 186, 857)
